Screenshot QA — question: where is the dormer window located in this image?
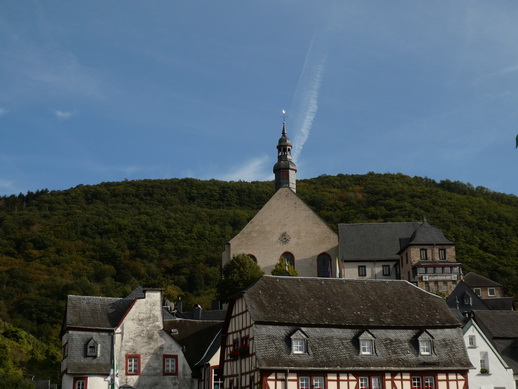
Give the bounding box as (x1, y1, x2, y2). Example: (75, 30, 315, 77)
(417, 331, 434, 356)
(290, 329, 308, 355)
(358, 331, 376, 355)
(86, 338, 99, 358)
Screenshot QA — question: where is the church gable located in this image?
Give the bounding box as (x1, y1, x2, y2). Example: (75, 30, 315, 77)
(223, 188, 338, 277)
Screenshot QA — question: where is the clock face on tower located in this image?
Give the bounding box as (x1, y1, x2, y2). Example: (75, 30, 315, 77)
(278, 231, 291, 244)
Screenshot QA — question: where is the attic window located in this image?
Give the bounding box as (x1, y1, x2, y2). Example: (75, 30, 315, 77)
(488, 288, 496, 297)
(358, 331, 376, 355)
(86, 338, 99, 358)
(463, 294, 472, 306)
(290, 329, 308, 355)
(417, 331, 434, 356)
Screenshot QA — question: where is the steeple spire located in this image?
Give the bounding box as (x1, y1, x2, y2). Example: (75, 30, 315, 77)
(273, 120, 297, 192)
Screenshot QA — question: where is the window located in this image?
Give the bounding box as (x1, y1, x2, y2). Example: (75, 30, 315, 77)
(420, 249, 428, 260)
(412, 377, 422, 389)
(212, 367, 223, 389)
(86, 339, 99, 357)
(382, 265, 390, 276)
(292, 338, 306, 354)
(313, 377, 325, 389)
(488, 288, 496, 297)
(360, 339, 373, 355)
(358, 265, 367, 277)
(126, 355, 140, 375)
(442, 282, 448, 292)
(317, 253, 332, 278)
(299, 377, 310, 389)
(163, 354, 178, 376)
(73, 377, 87, 389)
(464, 294, 472, 306)
(480, 351, 489, 373)
(424, 377, 435, 389)
(247, 254, 257, 263)
(444, 267, 451, 274)
(372, 377, 382, 389)
(282, 252, 295, 268)
(468, 335, 476, 347)
(359, 377, 369, 389)
(439, 249, 446, 260)
(435, 267, 443, 274)
(420, 339, 432, 355)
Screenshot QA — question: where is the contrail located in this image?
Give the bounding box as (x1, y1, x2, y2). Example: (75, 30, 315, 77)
(289, 35, 327, 163)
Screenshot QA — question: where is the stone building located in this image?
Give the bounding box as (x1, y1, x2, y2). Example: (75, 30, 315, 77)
(222, 122, 338, 277)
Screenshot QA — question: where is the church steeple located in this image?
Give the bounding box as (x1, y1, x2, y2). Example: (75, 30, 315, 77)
(273, 121, 297, 192)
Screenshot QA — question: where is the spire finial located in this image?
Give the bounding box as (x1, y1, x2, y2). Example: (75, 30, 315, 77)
(281, 109, 288, 135)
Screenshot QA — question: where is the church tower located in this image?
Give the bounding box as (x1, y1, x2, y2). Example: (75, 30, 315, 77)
(273, 121, 297, 192)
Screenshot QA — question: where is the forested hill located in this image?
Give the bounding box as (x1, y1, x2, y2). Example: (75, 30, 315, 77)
(0, 173, 517, 346)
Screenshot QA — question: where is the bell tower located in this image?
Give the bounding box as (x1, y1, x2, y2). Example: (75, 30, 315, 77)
(273, 121, 297, 192)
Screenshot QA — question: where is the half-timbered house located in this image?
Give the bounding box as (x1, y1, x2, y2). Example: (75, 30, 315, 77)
(220, 276, 471, 389)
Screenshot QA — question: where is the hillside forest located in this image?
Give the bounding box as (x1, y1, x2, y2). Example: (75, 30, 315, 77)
(0, 173, 517, 384)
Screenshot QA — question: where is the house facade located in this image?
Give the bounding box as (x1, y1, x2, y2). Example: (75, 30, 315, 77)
(339, 220, 461, 295)
(462, 318, 514, 388)
(220, 276, 471, 389)
(61, 288, 193, 389)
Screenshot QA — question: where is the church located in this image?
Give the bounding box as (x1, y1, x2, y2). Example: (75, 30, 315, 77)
(222, 120, 462, 294)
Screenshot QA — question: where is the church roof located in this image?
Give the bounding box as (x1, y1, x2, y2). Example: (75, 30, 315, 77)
(405, 219, 454, 246)
(243, 276, 461, 328)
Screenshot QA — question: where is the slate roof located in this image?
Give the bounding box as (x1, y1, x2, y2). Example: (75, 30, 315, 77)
(164, 320, 223, 376)
(446, 280, 489, 321)
(463, 272, 502, 288)
(473, 310, 518, 374)
(338, 221, 453, 261)
(65, 331, 113, 374)
(339, 222, 420, 260)
(64, 295, 135, 330)
(244, 276, 461, 328)
(254, 326, 471, 371)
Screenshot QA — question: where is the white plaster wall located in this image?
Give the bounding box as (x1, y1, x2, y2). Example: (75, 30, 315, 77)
(223, 188, 338, 277)
(61, 374, 108, 389)
(342, 261, 399, 280)
(463, 325, 514, 389)
(115, 290, 193, 389)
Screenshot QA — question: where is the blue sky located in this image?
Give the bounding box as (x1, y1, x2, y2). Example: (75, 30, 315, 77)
(1, 1, 518, 196)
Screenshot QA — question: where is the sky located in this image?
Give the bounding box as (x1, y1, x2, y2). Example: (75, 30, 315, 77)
(1, 1, 518, 197)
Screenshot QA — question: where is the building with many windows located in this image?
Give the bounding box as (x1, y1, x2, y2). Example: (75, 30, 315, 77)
(220, 276, 471, 389)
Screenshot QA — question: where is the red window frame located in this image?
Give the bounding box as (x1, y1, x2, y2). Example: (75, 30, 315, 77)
(73, 377, 88, 389)
(126, 354, 140, 375)
(163, 354, 178, 376)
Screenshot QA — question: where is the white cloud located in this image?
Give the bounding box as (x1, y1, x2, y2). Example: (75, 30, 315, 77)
(54, 110, 75, 120)
(217, 155, 272, 182)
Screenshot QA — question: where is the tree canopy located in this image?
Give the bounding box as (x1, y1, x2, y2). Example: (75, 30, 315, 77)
(217, 254, 264, 302)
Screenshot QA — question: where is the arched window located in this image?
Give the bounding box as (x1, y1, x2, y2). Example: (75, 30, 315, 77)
(282, 252, 295, 268)
(317, 253, 332, 278)
(247, 254, 257, 263)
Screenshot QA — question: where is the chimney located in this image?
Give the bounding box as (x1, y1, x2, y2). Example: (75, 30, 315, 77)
(176, 297, 183, 313)
(193, 304, 202, 320)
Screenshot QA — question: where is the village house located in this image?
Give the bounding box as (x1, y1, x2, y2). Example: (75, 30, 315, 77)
(220, 276, 472, 389)
(61, 287, 226, 389)
(462, 317, 514, 388)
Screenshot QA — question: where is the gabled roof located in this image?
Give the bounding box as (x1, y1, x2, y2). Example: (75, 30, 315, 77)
(473, 310, 518, 374)
(64, 295, 135, 330)
(446, 280, 489, 321)
(164, 320, 223, 375)
(243, 276, 461, 328)
(464, 272, 502, 288)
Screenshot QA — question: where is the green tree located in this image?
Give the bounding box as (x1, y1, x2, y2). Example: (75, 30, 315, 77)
(217, 254, 264, 302)
(271, 256, 299, 276)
